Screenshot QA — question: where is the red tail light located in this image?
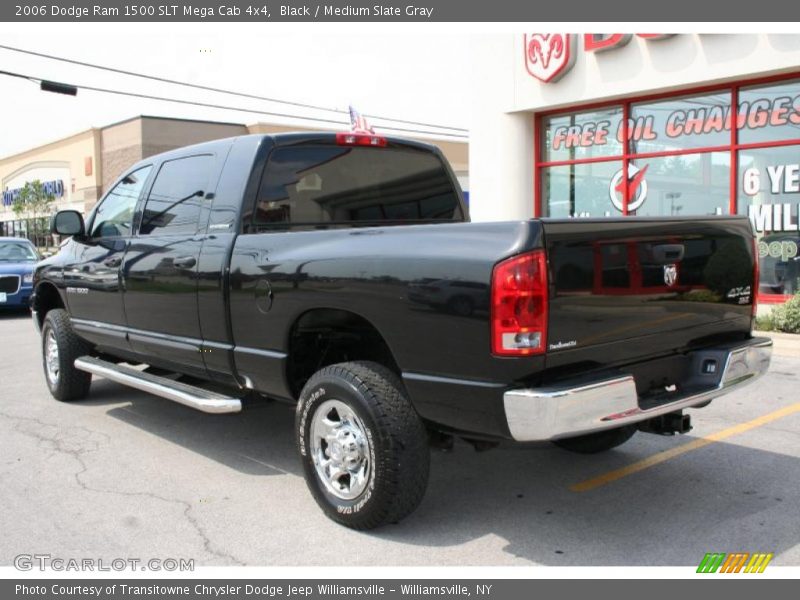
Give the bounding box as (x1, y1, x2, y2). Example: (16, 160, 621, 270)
(491, 250, 548, 356)
(336, 132, 387, 147)
(752, 236, 760, 318)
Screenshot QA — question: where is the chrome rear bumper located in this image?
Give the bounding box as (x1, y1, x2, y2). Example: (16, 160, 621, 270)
(504, 337, 772, 442)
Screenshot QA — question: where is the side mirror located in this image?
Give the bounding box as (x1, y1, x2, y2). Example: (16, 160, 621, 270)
(51, 210, 85, 237)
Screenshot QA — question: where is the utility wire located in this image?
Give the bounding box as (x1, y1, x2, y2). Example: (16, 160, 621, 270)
(0, 69, 36, 83)
(0, 69, 468, 139)
(0, 44, 468, 133)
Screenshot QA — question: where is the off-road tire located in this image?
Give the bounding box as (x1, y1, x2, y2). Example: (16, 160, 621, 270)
(296, 361, 430, 529)
(552, 425, 637, 454)
(41, 309, 92, 402)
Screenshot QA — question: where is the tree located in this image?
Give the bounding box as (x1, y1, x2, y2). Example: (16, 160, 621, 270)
(11, 180, 56, 248)
(704, 239, 753, 298)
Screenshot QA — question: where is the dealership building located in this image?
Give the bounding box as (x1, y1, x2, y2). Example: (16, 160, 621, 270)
(470, 33, 800, 304)
(0, 115, 468, 242)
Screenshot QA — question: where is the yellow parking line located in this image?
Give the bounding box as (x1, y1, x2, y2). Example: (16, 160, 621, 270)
(570, 402, 800, 493)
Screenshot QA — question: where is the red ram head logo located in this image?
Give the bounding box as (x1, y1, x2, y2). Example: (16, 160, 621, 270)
(524, 34, 577, 83)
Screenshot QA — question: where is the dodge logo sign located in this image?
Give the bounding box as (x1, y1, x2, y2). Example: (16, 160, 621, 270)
(663, 264, 678, 287)
(523, 34, 576, 83)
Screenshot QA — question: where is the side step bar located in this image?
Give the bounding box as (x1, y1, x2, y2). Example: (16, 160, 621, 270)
(74, 356, 242, 414)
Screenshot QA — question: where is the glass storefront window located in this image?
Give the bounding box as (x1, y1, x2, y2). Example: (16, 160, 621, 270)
(542, 108, 624, 162)
(0, 217, 49, 246)
(630, 153, 730, 217)
(630, 92, 731, 155)
(539, 77, 800, 302)
(738, 79, 800, 145)
(541, 161, 621, 218)
(737, 144, 800, 296)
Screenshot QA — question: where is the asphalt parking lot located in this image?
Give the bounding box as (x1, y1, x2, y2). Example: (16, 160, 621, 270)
(1, 310, 799, 567)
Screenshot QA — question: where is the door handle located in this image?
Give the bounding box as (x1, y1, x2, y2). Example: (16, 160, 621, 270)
(173, 256, 197, 269)
(650, 244, 685, 265)
(103, 256, 122, 268)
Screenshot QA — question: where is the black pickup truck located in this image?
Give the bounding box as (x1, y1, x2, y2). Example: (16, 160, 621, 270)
(32, 132, 772, 529)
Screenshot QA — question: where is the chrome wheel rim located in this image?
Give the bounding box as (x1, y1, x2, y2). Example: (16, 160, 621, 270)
(310, 399, 371, 500)
(45, 329, 60, 386)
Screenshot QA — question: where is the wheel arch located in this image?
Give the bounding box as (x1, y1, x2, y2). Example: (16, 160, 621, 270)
(32, 281, 65, 331)
(286, 307, 402, 399)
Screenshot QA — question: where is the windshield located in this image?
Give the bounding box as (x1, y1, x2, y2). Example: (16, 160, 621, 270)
(0, 241, 38, 262)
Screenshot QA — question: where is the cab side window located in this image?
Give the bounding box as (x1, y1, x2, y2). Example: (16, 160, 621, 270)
(139, 155, 212, 236)
(90, 166, 153, 238)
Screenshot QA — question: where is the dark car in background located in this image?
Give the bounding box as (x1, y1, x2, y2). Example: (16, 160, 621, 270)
(0, 237, 38, 310)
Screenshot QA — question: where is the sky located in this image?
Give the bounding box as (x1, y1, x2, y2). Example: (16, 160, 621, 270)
(0, 24, 472, 158)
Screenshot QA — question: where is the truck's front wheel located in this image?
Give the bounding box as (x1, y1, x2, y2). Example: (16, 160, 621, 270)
(41, 309, 92, 402)
(296, 361, 430, 529)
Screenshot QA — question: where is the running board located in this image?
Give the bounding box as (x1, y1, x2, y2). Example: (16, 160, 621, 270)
(74, 356, 242, 414)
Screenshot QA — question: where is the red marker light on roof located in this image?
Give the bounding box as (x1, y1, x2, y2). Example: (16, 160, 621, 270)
(336, 132, 387, 147)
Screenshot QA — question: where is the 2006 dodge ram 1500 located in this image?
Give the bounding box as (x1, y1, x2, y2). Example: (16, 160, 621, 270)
(32, 132, 772, 529)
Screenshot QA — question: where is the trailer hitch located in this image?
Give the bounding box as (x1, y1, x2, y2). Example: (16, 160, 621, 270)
(638, 411, 692, 436)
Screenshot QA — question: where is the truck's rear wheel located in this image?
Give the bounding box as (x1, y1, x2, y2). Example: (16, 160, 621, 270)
(41, 309, 92, 402)
(296, 361, 429, 529)
(552, 425, 637, 454)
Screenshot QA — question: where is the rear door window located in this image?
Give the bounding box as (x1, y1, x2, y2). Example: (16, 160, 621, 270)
(139, 155, 213, 236)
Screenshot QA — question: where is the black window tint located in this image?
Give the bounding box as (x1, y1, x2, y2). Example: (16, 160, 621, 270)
(90, 165, 152, 238)
(252, 146, 462, 228)
(139, 155, 213, 236)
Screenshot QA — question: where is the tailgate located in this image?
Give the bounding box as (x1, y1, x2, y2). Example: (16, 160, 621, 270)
(543, 217, 756, 360)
